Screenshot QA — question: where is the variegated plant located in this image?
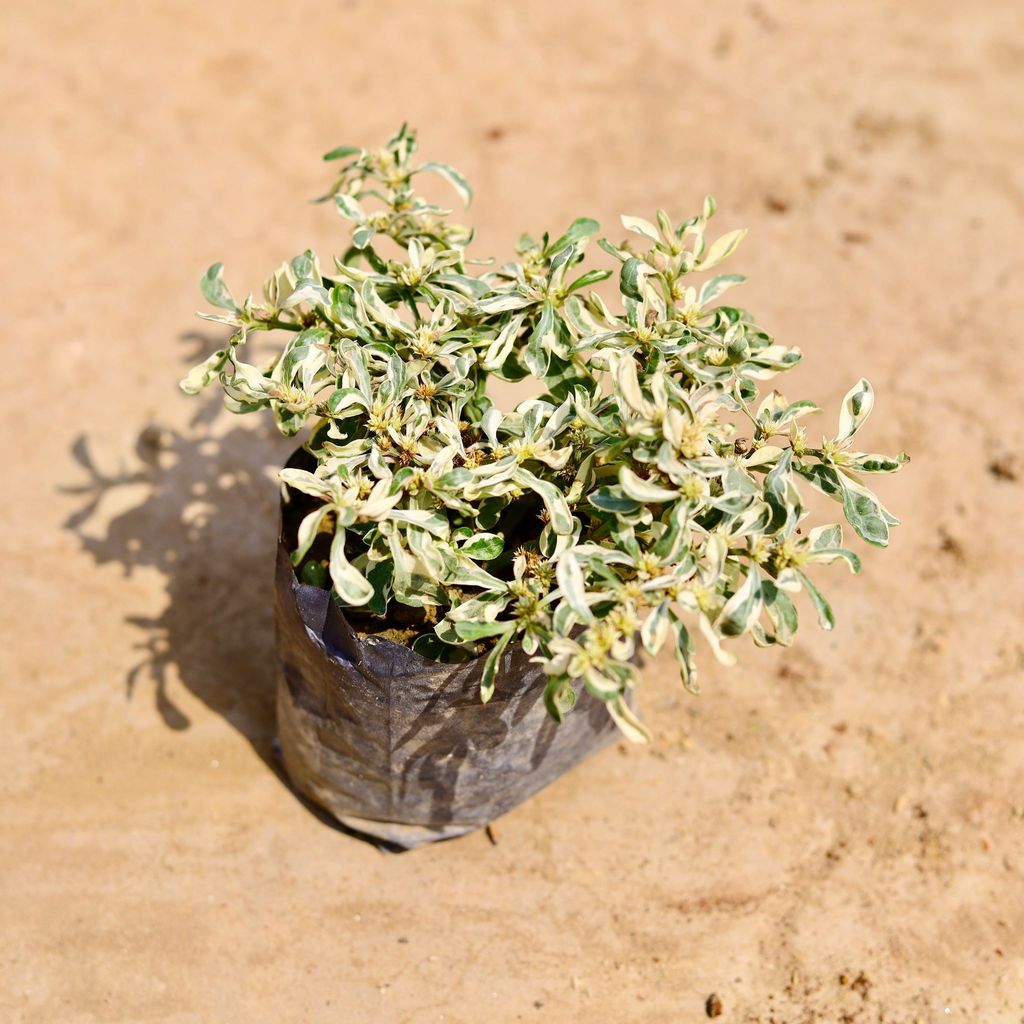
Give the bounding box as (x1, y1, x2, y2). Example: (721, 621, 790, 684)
(182, 125, 907, 741)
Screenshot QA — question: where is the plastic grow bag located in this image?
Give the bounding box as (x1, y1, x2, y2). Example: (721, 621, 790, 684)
(273, 461, 623, 849)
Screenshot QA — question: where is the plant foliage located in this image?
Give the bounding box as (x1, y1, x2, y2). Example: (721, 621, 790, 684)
(183, 125, 907, 741)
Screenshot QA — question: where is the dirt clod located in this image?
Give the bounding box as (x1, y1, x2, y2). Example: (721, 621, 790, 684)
(937, 527, 966, 562)
(988, 455, 1018, 482)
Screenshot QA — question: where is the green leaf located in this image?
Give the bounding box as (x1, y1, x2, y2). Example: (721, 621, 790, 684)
(412, 633, 469, 662)
(641, 602, 670, 655)
(459, 532, 504, 560)
(482, 314, 525, 369)
(544, 676, 577, 722)
(607, 695, 651, 743)
(334, 193, 365, 220)
(763, 448, 793, 534)
(329, 529, 374, 606)
(327, 387, 369, 417)
(454, 620, 514, 641)
(806, 547, 862, 573)
(565, 269, 612, 294)
(620, 215, 661, 242)
(809, 523, 843, 550)
(440, 552, 507, 591)
(525, 303, 555, 377)
(777, 399, 821, 428)
(717, 570, 763, 637)
(762, 579, 798, 645)
(279, 467, 335, 501)
(653, 503, 693, 563)
(845, 452, 908, 474)
(796, 463, 844, 503)
(556, 551, 593, 622)
(360, 279, 411, 335)
(389, 508, 450, 538)
(699, 274, 745, 305)
(588, 489, 640, 514)
(697, 228, 747, 269)
(669, 611, 698, 694)
(200, 263, 236, 311)
(366, 560, 393, 616)
(323, 145, 362, 161)
(352, 227, 376, 249)
(418, 161, 473, 206)
(597, 237, 627, 261)
(299, 561, 329, 589)
(290, 250, 320, 282)
(614, 352, 648, 413)
(620, 257, 647, 301)
(619, 466, 678, 503)
(546, 217, 600, 256)
(839, 476, 890, 547)
(582, 667, 624, 701)
(795, 569, 834, 630)
(179, 349, 228, 395)
(473, 292, 534, 314)
(515, 468, 574, 534)
(837, 378, 874, 442)
(291, 505, 333, 564)
(548, 243, 576, 275)
(480, 628, 514, 703)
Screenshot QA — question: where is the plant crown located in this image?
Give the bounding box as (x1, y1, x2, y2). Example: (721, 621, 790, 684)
(183, 126, 907, 741)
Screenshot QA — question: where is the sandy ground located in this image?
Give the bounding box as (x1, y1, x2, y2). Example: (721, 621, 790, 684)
(3, 1, 1024, 1021)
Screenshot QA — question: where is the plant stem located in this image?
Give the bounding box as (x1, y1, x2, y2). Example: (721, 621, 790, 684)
(260, 317, 304, 332)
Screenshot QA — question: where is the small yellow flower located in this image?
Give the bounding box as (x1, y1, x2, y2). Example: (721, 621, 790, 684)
(678, 420, 708, 459)
(771, 537, 805, 572)
(690, 582, 719, 615)
(749, 536, 771, 564)
(680, 474, 706, 502)
(635, 552, 662, 579)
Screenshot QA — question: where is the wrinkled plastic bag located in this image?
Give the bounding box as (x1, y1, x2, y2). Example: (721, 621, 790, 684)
(274, 464, 622, 849)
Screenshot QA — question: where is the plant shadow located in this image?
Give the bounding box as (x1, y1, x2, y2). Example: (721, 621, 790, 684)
(61, 334, 517, 851)
(64, 405, 288, 755)
(64, 335, 326, 786)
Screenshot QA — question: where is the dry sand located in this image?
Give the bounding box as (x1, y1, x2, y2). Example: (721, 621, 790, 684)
(3, 1, 1024, 1021)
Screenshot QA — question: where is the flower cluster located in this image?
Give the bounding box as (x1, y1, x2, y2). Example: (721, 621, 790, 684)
(183, 125, 907, 740)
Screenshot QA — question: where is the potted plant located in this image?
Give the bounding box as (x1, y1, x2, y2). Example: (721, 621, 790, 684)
(182, 125, 907, 846)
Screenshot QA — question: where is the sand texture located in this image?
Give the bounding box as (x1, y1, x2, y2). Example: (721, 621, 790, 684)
(3, 1, 1024, 1020)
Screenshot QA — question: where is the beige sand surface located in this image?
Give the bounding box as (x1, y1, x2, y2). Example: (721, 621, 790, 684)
(3, 2, 1024, 1021)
